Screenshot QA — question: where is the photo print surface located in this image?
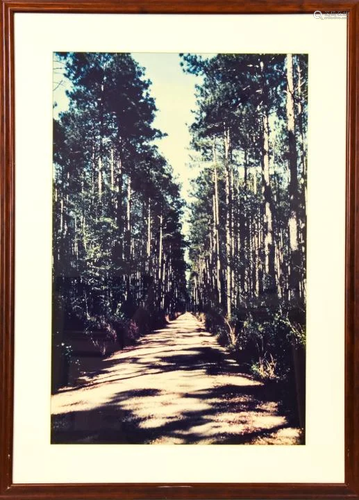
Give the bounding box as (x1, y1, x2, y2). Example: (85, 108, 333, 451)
(51, 52, 307, 445)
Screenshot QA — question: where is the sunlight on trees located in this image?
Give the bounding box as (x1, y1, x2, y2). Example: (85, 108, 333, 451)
(183, 54, 307, 426)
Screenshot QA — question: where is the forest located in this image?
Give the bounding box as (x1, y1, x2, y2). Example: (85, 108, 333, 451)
(183, 53, 307, 427)
(52, 53, 188, 390)
(52, 52, 307, 436)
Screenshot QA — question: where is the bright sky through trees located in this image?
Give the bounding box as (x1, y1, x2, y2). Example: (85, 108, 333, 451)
(133, 53, 199, 205)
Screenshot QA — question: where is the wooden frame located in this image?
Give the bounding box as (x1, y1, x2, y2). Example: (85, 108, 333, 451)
(0, 0, 358, 498)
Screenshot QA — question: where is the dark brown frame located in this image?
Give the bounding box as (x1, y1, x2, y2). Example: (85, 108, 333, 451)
(1, 1, 358, 498)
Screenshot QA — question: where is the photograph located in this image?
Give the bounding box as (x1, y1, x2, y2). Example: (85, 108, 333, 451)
(51, 51, 307, 446)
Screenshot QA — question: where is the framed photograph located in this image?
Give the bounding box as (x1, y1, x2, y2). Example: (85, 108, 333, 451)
(1, 1, 358, 498)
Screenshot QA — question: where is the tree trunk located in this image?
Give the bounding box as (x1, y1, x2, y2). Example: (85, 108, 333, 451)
(261, 110, 276, 292)
(296, 56, 307, 301)
(158, 213, 163, 309)
(286, 53, 301, 302)
(224, 126, 232, 319)
(126, 176, 132, 261)
(241, 149, 249, 297)
(296, 56, 307, 206)
(116, 156, 123, 261)
(213, 141, 222, 305)
(98, 157, 102, 198)
(147, 199, 151, 273)
(110, 148, 114, 191)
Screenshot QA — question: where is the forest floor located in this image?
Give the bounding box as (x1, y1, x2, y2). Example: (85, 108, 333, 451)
(51, 312, 301, 445)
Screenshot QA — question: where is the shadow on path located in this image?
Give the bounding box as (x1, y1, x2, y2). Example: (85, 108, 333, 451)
(52, 313, 301, 445)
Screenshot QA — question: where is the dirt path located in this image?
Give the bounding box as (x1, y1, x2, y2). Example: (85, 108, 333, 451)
(52, 312, 300, 444)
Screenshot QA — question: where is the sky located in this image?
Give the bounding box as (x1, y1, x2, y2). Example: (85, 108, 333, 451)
(132, 53, 199, 204)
